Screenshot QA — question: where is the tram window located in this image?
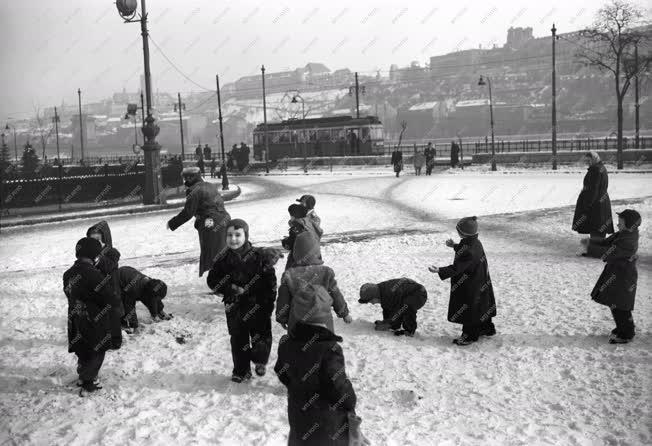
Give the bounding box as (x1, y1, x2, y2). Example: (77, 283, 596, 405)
(361, 127, 370, 140)
(278, 131, 290, 142)
(318, 129, 332, 141)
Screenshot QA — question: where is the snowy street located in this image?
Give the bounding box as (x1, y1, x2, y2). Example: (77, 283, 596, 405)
(1, 171, 651, 445)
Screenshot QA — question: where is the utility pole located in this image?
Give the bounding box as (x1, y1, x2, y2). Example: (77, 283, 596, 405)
(551, 23, 558, 170)
(77, 88, 84, 163)
(53, 107, 62, 210)
(634, 42, 640, 149)
(216, 74, 226, 162)
(176, 92, 185, 158)
(355, 71, 360, 119)
(262, 65, 269, 174)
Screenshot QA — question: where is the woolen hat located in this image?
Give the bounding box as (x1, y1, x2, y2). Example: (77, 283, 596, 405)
(182, 166, 201, 176)
(617, 209, 642, 230)
(145, 279, 168, 299)
(292, 231, 323, 266)
(292, 283, 333, 330)
(288, 204, 308, 219)
(227, 218, 249, 241)
(456, 216, 478, 237)
(358, 283, 380, 304)
(75, 237, 103, 260)
(296, 194, 316, 210)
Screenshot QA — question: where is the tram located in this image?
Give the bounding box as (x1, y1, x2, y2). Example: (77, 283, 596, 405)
(253, 115, 384, 160)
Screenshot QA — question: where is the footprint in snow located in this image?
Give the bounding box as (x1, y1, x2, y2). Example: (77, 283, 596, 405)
(392, 389, 422, 406)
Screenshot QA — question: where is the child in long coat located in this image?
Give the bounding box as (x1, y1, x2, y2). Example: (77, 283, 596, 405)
(274, 318, 359, 445)
(86, 221, 123, 349)
(358, 278, 428, 336)
(590, 209, 640, 344)
(206, 219, 278, 382)
(63, 238, 119, 394)
(276, 231, 351, 334)
(282, 204, 322, 270)
(429, 216, 497, 345)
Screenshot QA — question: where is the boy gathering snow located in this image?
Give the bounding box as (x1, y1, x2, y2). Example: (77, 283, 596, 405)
(63, 172, 642, 443)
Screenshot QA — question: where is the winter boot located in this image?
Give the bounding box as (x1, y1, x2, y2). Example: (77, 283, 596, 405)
(374, 321, 392, 331)
(453, 334, 478, 346)
(609, 334, 632, 344)
(479, 322, 496, 337)
(79, 380, 103, 394)
(231, 372, 252, 383)
(254, 364, 266, 377)
(155, 311, 173, 321)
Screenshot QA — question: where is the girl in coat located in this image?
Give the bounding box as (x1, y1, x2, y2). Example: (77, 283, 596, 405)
(206, 219, 278, 382)
(429, 216, 497, 345)
(63, 238, 119, 394)
(168, 167, 231, 276)
(589, 209, 640, 344)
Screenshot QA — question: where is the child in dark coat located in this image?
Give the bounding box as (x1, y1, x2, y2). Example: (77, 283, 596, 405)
(276, 231, 351, 334)
(274, 314, 362, 445)
(87, 221, 123, 349)
(118, 266, 172, 331)
(590, 209, 640, 344)
(63, 238, 119, 394)
(358, 278, 427, 336)
(429, 216, 497, 346)
(207, 219, 278, 382)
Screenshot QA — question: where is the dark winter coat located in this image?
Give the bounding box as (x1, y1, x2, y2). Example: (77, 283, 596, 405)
(591, 230, 638, 311)
(572, 162, 615, 235)
(63, 259, 117, 355)
(438, 235, 496, 326)
(275, 323, 356, 446)
(283, 220, 321, 270)
(376, 278, 428, 333)
(86, 221, 123, 349)
(206, 242, 277, 310)
(391, 150, 403, 171)
(450, 143, 460, 165)
(168, 177, 230, 232)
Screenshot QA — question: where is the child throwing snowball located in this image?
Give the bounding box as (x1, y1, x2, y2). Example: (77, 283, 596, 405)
(429, 216, 497, 346)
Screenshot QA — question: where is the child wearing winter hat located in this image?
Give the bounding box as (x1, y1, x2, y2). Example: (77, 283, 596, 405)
(282, 204, 322, 270)
(590, 209, 641, 344)
(428, 216, 497, 346)
(358, 278, 428, 337)
(206, 218, 279, 382)
(277, 231, 352, 334)
(118, 266, 172, 331)
(63, 237, 120, 395)
(296, 194, 323, 239)
(274, 292, 364, 445)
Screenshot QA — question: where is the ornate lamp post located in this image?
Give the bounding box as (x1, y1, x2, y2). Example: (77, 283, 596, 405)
(115, 0, 165, 204)
(291, 93, 306, 169)
(478, 75, 497, 171)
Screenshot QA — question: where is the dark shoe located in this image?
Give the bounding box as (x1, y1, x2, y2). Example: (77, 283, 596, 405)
(375, 322, 392, 331)
(453, 334, 477, 346)
(80, 380, 103, 392)
(231, 372, 252, 383)
(479, 325, 496, 337)
(156, 311, 173, 321)
(609, 334, 632, 344)
(254, 364, 266, 377)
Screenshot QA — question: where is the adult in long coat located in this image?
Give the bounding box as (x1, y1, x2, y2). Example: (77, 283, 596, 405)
(572, 151, 615, 257)
(391, 150, 403, 177)
(432, 217, 496, 344)
(450, 141, 460, 168)
(274, 323, 357, 446)
(413, 149, 425, 176)
(63, 237, 118, 389)
(167, 167, 231, 276)
(425, 142, 436, 175)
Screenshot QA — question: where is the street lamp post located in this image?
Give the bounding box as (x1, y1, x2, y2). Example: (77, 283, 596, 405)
(115, 0, 165, 205)
(291, 94, 306, 171)
(551, 23, 558, 170)
(261, 65, 269, 173)
(478, 75, 496, 171)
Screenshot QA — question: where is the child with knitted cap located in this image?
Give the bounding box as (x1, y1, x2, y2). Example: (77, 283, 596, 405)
(276, 230, 352, 334)
(428, 216, 497, 346)
(296, 194, 323, 239)
(358, 278, 428, 337)
(275, 258, 366, 445)
(590, 209, 641, 344)
(282, 204, 322, 270)
(207, 218, 279, 382)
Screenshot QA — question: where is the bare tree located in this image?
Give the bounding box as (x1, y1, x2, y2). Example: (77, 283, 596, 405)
(32, 106, 53, 161)
(576, 0, 651, 169)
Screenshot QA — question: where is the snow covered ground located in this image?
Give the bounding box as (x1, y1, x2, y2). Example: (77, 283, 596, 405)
(1, 170, 651, 445)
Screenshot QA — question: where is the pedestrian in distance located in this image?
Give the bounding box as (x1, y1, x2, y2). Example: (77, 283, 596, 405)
(428, 216, 497, 346)
(425, 142, 436, 175)
(413, 147, 425, 176)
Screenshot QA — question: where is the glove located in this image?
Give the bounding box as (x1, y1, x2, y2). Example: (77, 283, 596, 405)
(204, 218, 214, 229)
(343, 314, 353, 324)
(445, 239, 455, 248)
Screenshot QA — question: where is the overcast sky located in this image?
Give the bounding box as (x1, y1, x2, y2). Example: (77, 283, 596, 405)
(0, 0, 636, 120)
